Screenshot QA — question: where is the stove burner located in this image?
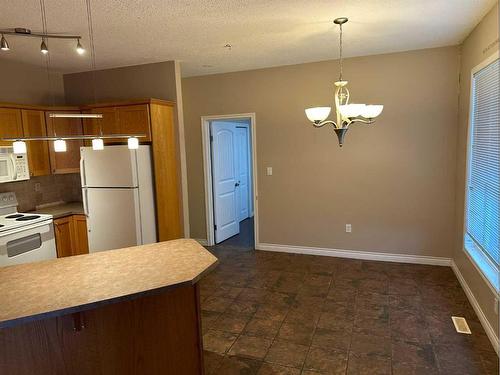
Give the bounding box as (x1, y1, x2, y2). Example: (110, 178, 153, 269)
(15, 215, 41, 221)
(6, 214, 24, 219)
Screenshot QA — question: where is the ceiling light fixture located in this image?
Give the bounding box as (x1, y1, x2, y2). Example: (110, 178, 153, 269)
(40, 38, 48, 54)
(49, 113, 102, 119)
(0, 34, 9, 51)
(305, 17, 383, 147)
(0, 27, 84, 56)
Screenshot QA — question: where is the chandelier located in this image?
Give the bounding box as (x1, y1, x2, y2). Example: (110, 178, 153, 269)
(305, 17, 383, 147)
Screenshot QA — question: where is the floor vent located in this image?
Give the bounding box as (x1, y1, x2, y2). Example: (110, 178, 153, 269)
(451, 316, 472, 334)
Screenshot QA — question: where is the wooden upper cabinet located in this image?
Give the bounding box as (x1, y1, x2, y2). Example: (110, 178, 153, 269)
(21, 110, 51, 176)
(83, 107, 120, 143)
(117, 104, 151, 141)
(46, 111, 84, 174)
(83, 104, 151, 143)
(0, 108, 23, 146)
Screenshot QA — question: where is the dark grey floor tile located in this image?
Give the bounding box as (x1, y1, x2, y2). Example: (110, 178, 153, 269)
(244, 316, 282, 338)
(277, 322, 315, 345)
(217, 355, 263, 375)
(229, 335, 273, 360)
(346, 352, 391, 375)
(311, 327, 352, 351)
(203, 329, 239, 354)
(257, 363, 301, 375)
(265, 340, 309, 369)
(304, 346, 348, 374)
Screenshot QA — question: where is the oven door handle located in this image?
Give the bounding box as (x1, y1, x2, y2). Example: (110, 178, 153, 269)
(0, 221, 52, 241)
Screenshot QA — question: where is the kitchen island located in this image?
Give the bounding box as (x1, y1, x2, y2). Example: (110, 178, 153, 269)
(0, 239, 217, 375)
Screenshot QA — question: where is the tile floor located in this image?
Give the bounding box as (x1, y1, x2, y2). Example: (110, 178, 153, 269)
(200, 244, 499, 374)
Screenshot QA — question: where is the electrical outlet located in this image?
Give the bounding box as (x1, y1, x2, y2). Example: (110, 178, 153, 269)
(266, 167, 273, 176)
(346, 224, 352, 233)
(34, 182, 41, 192)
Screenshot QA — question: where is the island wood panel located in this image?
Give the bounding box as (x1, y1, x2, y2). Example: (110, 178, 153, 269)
(21, 110, 51, 176)
(0, 108, 23, 146)
(0, 284, 203, 375)
(45, 111, 84, 174)
(150, 103, 182, 240)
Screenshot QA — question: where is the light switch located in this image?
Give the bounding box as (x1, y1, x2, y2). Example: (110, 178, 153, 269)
(266, 167, 273, 176)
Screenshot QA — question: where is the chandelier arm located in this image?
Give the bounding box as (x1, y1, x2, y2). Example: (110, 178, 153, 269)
(348, 118, 374, 125)
(313, 120, 337, 128)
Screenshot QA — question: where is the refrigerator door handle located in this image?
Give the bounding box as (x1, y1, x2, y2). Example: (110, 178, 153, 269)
(80, 156, 86, 187)
(82, 188, 91, 233)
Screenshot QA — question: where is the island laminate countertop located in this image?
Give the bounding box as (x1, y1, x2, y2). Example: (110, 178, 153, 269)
(0, 239, 217, 329)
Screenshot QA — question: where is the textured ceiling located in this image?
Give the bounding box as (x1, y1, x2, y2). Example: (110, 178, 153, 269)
(0, 0, 495, 77)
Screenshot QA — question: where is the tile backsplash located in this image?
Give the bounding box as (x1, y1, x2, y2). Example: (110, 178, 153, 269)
(0, 174, 82, 212)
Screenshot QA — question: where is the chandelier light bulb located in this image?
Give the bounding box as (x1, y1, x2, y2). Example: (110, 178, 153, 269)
(0, 34, 10, 51)
(76, 39, 85, 55)
(54, 139, 67, 152)
(40, 39, 48, 54)
(92, 138, 104, 150)
(127, 137, 139, 150)
(12, 141, 27, 154)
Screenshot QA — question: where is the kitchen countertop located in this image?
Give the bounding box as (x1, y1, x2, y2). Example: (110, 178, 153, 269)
(0, 239, 217, 329)
(30, 201, 84, 219)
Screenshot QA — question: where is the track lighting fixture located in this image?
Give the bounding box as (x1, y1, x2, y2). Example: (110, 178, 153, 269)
(76, 38, 85, 55)
(0, 34, 9, 51)
(0, 28, 85, 55)
(40, 38, 48, 54)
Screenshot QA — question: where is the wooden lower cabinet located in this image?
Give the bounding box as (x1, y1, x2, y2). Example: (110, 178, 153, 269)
(0, 284, 204, 375)
(54, 215, 89, 257)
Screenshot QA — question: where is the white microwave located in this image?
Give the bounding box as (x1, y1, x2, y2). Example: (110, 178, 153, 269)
(0, 147, 30, 183)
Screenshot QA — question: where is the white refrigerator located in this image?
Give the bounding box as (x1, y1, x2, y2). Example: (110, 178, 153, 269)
(80, 145, 157, 252)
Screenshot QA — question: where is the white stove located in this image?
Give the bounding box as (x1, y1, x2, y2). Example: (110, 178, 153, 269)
(0, 192, 56, 267)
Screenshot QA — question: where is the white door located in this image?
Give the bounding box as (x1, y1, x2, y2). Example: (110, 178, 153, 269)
(236, 125, 250, 221)
(211, 122, 240, 243)
(84, 187, 142, 252)
(81, 146, 138, 188)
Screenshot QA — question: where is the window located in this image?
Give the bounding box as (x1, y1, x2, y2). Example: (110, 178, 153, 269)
(464, 54, 499, 290)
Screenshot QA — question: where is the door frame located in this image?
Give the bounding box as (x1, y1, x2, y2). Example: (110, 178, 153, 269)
(201, 113, 259, 246)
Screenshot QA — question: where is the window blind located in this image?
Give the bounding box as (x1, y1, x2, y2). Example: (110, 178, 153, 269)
(466, 57, 500, 267)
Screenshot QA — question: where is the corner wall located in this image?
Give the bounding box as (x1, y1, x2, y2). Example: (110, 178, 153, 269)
(63, 61, 189, 237)
(453, 2, 499, 348)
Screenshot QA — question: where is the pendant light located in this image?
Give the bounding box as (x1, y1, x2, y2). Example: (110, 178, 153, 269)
(0, 34, 9, 51)
(92, 138, 104, 150)
(127, 137, 139, 150)
(304, 17, 383, 147)
(12, 140, 27, 154)
(53, 139, 66, 152)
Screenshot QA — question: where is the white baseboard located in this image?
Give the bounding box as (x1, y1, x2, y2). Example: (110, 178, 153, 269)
(255, 243, 451, 266)
(451, 260, 499, 355)
(194, 238, 208, 246)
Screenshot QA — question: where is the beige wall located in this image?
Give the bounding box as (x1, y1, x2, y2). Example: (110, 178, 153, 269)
(454, 3, 499, 338)
(63, 61, 178, 105)
(183, 46, 460, 258)
(0, 60, 65, 105)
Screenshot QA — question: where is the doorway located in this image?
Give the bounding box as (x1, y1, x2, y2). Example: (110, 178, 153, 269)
(201, 113, 258, 247)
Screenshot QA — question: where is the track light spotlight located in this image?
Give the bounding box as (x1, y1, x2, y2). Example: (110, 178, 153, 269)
(76, 38, 85, 55)
(0, 34, 9, 51)
(40, 38, 48, 54)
